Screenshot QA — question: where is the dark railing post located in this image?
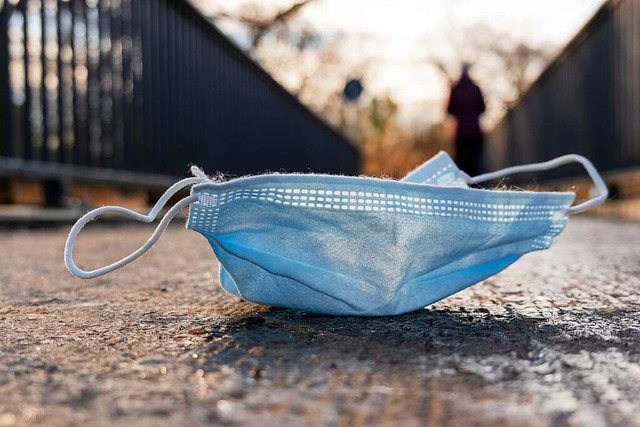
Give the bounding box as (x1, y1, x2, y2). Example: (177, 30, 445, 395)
(111, 0, 124, 169)
(21, 0, 31, 161)
(0, 1, 11, 158)
(71, 0, 86, 166)
(120, 0, 132, 171)
(56, 0, 65, 164)
(98, 0, 110, 168)
(130, 0, 144, 172)
(141, 0, 154, 173)
(39, 0, 47, 162)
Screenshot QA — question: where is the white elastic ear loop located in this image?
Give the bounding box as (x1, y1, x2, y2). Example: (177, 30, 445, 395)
(64, 176, 202, 279)
(468, 154, 608, 215)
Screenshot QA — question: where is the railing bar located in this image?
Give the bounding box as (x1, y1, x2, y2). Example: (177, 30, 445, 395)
(0, 1, 12, 159)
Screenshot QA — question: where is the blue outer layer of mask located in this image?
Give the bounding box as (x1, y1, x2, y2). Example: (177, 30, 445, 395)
(186, 152, 574, 316)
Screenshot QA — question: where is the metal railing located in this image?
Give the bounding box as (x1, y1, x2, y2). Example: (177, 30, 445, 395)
(486, 0, 640, 179)
(0, 0, 360, 188)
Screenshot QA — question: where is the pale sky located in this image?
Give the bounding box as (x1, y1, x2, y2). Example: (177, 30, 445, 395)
(301, 0, 604, 42)
(198, 0, 606, 126)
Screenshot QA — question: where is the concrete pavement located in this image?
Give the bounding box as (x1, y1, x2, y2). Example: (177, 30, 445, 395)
(0, 217, 639, 426)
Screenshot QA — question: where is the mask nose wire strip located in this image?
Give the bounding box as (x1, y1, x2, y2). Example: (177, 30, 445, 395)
(64, 174, 206, 279)
(467, 154, 608, 215)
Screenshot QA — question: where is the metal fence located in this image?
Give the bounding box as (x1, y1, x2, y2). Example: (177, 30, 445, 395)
(0, 0, 360, 188)
(486, 0, 640, 179)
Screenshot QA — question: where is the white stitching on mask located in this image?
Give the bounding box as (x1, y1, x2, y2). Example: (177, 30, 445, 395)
(424, 163, 453, 183)
(188, 187, 571, 230)
(189, 193, 220, 233)
(214, 188, 564, 212)
(531, 222, 566, 250)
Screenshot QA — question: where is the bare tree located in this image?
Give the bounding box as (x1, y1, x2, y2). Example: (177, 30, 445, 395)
(491, 41, 551, 100)
(196, 0, 317, 53)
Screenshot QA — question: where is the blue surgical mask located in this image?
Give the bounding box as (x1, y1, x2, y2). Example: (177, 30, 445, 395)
(65, 152, 608, 316)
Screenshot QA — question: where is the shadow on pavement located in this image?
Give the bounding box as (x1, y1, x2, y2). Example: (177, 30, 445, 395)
(198, 306, 640, 375)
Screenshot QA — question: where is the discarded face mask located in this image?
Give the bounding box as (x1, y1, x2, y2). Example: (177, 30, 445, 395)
(65, 152, 608, 316)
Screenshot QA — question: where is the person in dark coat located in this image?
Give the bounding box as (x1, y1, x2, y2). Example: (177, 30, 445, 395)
(446, 64, 486, 177)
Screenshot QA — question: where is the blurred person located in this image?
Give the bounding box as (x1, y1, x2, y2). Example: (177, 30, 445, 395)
(446, 64, 486, 177)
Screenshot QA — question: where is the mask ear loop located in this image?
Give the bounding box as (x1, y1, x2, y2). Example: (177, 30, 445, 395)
(64, 167, 211, 279)
(465, 154, 608, 215)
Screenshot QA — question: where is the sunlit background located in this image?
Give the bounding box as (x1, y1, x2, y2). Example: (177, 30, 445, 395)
(189, 0, 606, 174)
(194, 0, 604, 127)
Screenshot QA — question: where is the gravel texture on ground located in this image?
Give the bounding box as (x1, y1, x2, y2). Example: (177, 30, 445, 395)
(0, 217, 639, 426)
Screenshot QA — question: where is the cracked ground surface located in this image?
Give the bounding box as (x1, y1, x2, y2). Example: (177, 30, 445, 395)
(0, 217, 639, 426)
